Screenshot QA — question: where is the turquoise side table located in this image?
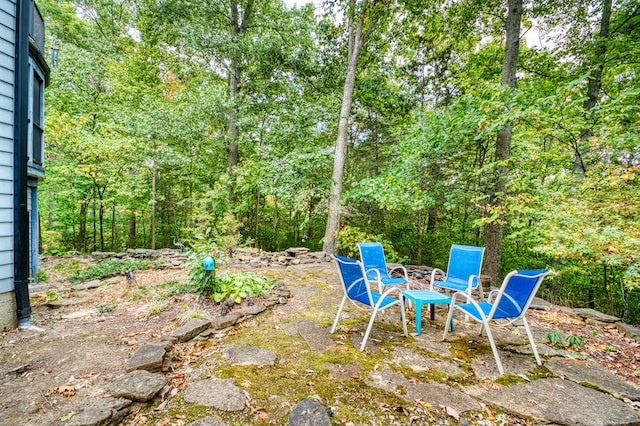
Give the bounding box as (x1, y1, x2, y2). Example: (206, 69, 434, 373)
(403, 290, 454, 335)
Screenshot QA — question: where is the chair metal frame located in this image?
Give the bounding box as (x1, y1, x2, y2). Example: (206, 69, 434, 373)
(358, 242, 409, 293)
(430, 244, 485, 299)
(331, 254, 408, 351)
(442, 269, 551, 375)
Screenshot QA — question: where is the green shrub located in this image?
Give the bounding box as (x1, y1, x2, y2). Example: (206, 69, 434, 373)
(186, 250, 218, 297)
(336, 225, 407, 263)
(69, 259, 158, 282)
(45, 290, 63, 302)
(547, 331, 583, 349)
(96, 302, 116, 313)
(212, 272, 273, 303)
(35, 270, 49, 282)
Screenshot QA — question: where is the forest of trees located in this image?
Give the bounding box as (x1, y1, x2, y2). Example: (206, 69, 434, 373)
(38, 0, 639, 322)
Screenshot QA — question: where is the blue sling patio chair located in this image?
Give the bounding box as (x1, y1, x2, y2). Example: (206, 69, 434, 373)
(442, 269, 551, 375)
(358, 242, 409, 293)
(330, 255, 408, 351)
(430, 244, 485, 299)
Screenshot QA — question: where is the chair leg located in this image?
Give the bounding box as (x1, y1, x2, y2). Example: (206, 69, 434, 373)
(522, 317, 541, 366)
(443, 306, 455, 340)
(399, 299, 408, 337)
(483, 325, 504, 375)
(360, 305, 381, 351)
(331, 296, 347, 334)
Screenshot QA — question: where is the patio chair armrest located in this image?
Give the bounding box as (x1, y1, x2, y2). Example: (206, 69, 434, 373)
(450, 291, 488, 321)
(450, 290, 476, 305)
(467, 274, 480, 293)
(382, 287, 404, 300)
(364, 268, 384, 292)
(487, 289, 500, 303)
(376, 287, 404, 309)
(430, 268, 445, 290)
(364, 268, 382, 280)
(388, 265, 408, 279)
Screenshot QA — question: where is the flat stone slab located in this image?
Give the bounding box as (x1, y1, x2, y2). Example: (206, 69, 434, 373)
(223, 345, 277, 366)
(170, 318, 213, 342)
(325, 363, 361, 380)
(107, 370, 168, 402)
(529, 296, 553, 311)
(448, 322, 526, 346)
(367, 366, 480, 413)
(210, 312, 243, 330)
(70, 279, 103, 291)
(288, 398, 331, 426)
(235, 304, 267, 316)
(573, 308, 620, 323)
(47, 297, 91, 308)
(472, 352, 539, 379)
(67, 397, 132, 426)
(414, 339, 452, 357)
(294, 319, 335, 352)
(545, 358, 640, 401)
(61, 308, 97, 319)
(186, 417, 227, 426)
(391, 347, 463, 376)
(616, 322, 640, 343)
(466, 378, 640, 425)
(183, 379, 246, 411)
(126, 344, 166, 372)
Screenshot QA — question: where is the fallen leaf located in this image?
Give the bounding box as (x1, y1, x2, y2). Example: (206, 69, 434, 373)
(53, 385, 76, 397)
(154, 400, 168, 411)
(484, 405, 496, 420)
(444, 405, 459, 420)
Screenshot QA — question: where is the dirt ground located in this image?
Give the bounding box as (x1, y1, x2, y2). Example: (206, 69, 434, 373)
(0, 260, 194, 426)
(1, 257, 639, 426)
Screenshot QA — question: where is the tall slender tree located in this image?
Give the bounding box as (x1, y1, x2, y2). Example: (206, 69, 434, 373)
(483, 0, 523, 285)
(323, 0, 390, 255)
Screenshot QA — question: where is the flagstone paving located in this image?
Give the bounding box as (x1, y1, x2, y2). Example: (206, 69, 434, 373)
(5, 259, 640, 425)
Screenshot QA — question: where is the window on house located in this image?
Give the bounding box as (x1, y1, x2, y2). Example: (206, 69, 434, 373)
(29, 62, 45, 166)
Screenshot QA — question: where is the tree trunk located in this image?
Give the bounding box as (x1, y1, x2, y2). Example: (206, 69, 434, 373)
(416, 209, 423, 264)
(254, 189, 260, 246)
(226, 0, 252, 202)
(151, 159, 157, 250)
(128, 211, 136, 249)
(92, 200, 97, 252)
(273, 196, 279, 251)
(323, 0, 375, 255)
(111, 202, 116, 252)
(575, 0, 612, 173)
(77, 199, 88, 252)
(99, 200, 105, 252)
(484, 0, 522, 286)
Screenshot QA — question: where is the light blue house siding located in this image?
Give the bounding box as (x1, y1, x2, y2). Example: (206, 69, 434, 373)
(0, 0, 15, 296)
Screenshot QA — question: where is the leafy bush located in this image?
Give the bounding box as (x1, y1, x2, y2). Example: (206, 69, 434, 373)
(69, 259, 158, 282)
(212, 272, 273, 304)
(35, 270, 49, 282)
(186, 250, 218, 297)
(186, 232, 273, 303)
(336, 225, 407, 263)
(547, 331, 584, 349)
(95, 302, 116, 313)
(45, 290, 63, 302)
